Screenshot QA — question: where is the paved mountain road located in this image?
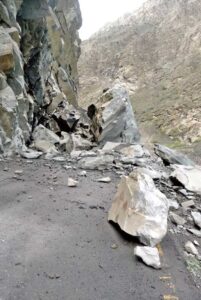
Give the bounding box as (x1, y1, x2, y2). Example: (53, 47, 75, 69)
(0, 159, 200, 300)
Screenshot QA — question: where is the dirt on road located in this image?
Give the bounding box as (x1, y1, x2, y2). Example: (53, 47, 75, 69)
(0, 158, 200, 300)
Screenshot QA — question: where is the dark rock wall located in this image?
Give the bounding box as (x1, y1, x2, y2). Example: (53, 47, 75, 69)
(0, 0, 81, 155)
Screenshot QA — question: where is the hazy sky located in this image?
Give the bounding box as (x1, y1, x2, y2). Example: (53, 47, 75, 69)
(79, 0, 146, 40)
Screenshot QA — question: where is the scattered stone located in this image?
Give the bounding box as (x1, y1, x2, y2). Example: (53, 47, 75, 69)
(168, 199, 179, 210)
(187, 228, 201, 238)
(64, 165, 72, 170)
(171, 165, 201, 194)
(3, 167, 8, 172)
(194, 240, 199, 246)
(111, 243, 118, 249)
(134, 246, 161, 269)
(154, 144, 195, 166)
(191, 212, 201, 229)
(68, 178, 78, 187)
(185, 241, 199, 256)
(53, 156, 66, 162)
(181, 200, 195, 209)
(118, 144, 144, 159)
(102, 142, 121, 152)
(170, 212, 186, 226)
(14, 170, 23, 175)
(78, 170, 87, 177)
(79, 154, 114, 170)
(108, 171, 169, 247)
(138, 167, 162, 180)
(20, 149, 43, 159)
(96, 177, 111, 183)
(179, 189, 188, 197)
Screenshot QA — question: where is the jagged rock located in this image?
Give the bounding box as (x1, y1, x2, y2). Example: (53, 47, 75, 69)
(187, 228, 201, 238)
(32, 125, 60, 151)
(0, 29, 14, 73)
(96, 177, 111, 183)
(181, 200, 195, 209)
(102, 142, 121, 152)
(20, 149, 42, 159)
(171, 165, 201, 194)
(118, 144, 144, 158)
(191, 212, 201, 229)
(170, 212, 186, 226)
(68, 177, 78, 187)
(154, 144, 195, 166)
(134, 246, 161, 269)
(108, 170, 169, 247)
(185, 241, 199, 256)
(78, 154, 114, 170)
(71, 134, 92, 151)
(138, 167, 162, 180)
(0, 0, 82, 155)
(88, 84, 140, 144)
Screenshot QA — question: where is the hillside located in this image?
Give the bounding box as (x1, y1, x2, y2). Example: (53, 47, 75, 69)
(78, 0, 201, 154)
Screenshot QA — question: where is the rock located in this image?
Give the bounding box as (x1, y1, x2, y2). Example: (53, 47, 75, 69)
(102, 142, 121, 152)
(32, 125, 61, 153)
(134, 246, 161, 269)
(154, 144, 195, 166)
(68, 178, 78, 187)
(179, 189, 188, 197)
(138, 167, 162, 180)
(185, 241, 199, 256)
(108, 171, 169, 247)
(78, 154, 114, 170)
(168, 199, 179, 210)
(88, 84, 140, 144)
(181, 200, 195, 209)
(14, 169, 23, 175)
(170, 212, 186, 226)
(194, 240, 199, 246)
(0, 28, 14, 73)
(78, 170, 87, 177)
(71, 134, 92, 151)
(96, 177, 111, 183)
(20, 149, 43, 159)
(118, 144, 144, 158)
(171, 165, 201, 194)
(111, 243, 118, 249)
(187, 228, 201, 238)
(191, 212, 201, 229)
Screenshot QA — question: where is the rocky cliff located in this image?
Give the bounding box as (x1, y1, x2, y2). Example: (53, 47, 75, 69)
(0, 0, 81, 155)
(78, 0, 201, 154)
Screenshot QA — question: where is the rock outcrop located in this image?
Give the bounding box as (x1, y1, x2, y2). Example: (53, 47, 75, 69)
(0, 0, 82, 156)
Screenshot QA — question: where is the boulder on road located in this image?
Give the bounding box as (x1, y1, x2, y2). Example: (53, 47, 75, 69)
(108, 170, 169, 247)
(88, 84, 140, 144)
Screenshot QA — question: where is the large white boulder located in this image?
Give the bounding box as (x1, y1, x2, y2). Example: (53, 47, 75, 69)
(108, 170, 169, 247)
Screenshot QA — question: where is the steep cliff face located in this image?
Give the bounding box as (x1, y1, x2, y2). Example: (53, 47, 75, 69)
(78, 0, 201, 151)
(0, 0, 81, 155)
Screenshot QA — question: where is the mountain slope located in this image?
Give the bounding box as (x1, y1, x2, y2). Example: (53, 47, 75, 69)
(78, 0, 201, 152)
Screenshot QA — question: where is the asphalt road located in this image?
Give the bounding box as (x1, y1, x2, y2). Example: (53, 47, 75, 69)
(0, 158, 200, 300)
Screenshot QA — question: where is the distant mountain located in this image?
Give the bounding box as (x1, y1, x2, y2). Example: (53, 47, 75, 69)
(78, 0, 201, 155)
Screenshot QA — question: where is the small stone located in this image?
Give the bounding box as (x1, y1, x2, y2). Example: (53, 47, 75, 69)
(68, 178, 78, 187)
(179, 189, 188, 196)
(78, 170, 87, 177)
(194, 240, 199, 246)
(181, 200, 195, 209)
(187, 228, 201, 238)
(170, 212, 186, 226)
(14, 170, 23, 175)
(96, 177, 111, 183)
(134, 246, 161, 269)
(191, 211, 201, 229)
(3, 167, 9, 172)
(185, 241, 199, 256)
(168, 199, 179, 210)
(64, 165, 72, 170)
(111, 243, 118, 249)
